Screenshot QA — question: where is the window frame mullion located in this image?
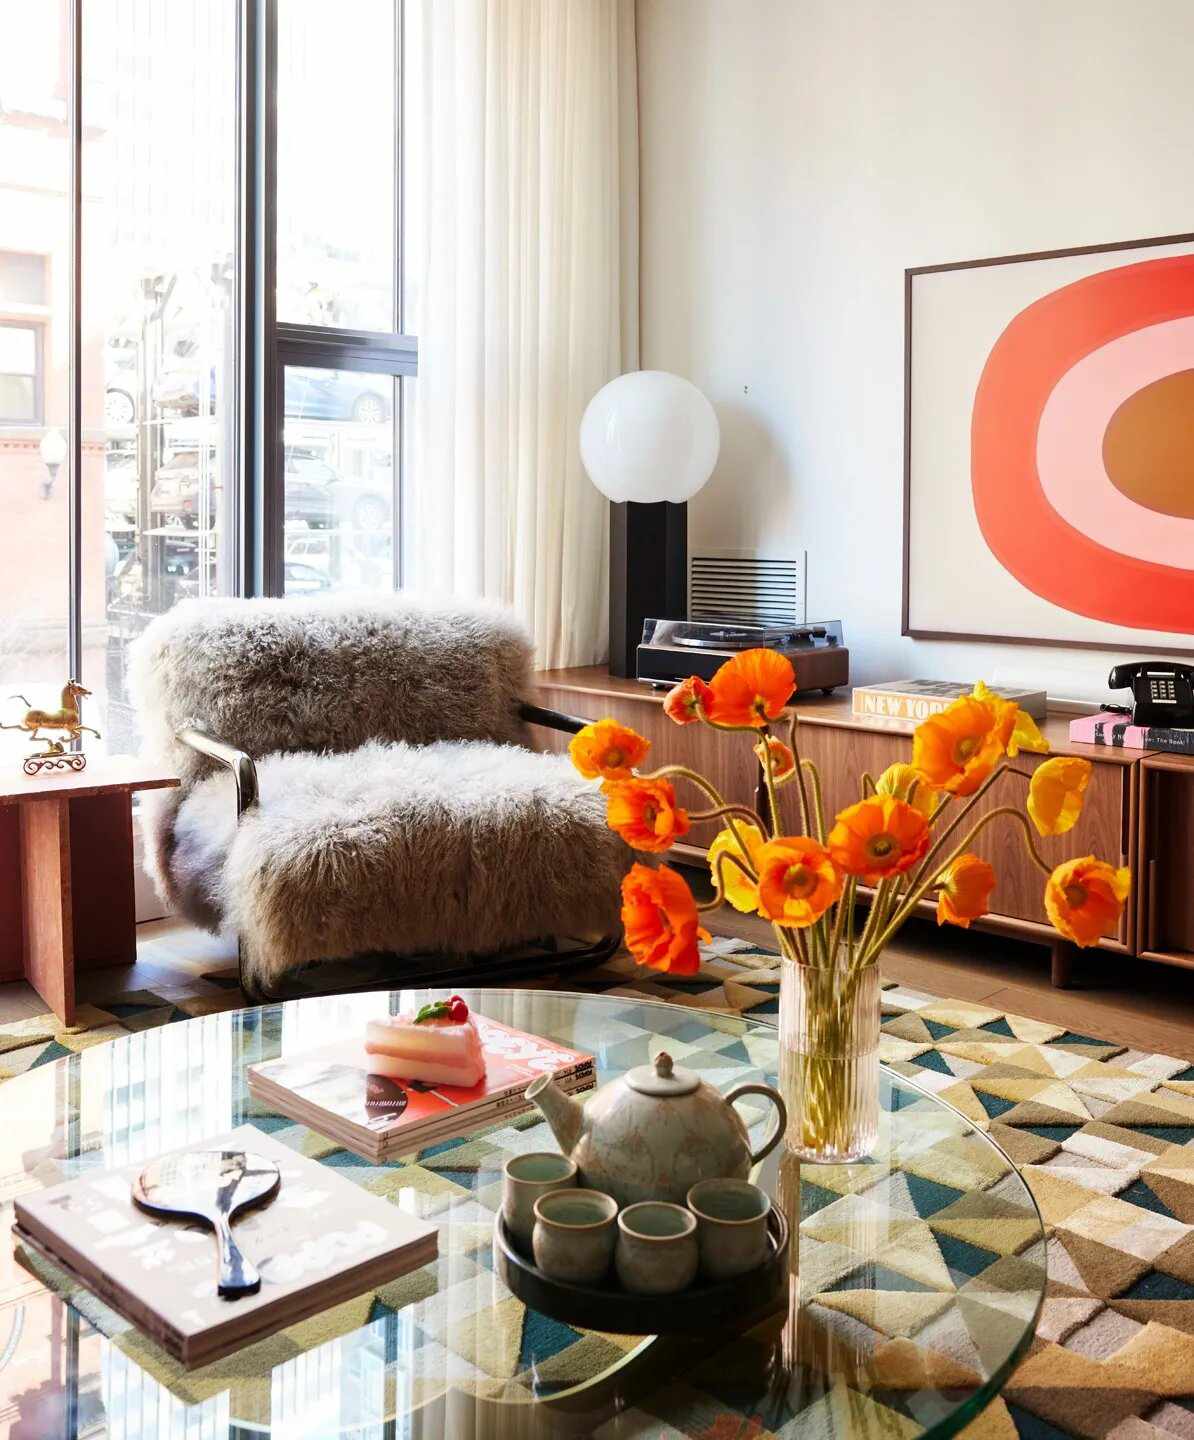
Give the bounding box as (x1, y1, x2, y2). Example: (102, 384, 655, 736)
(262, 0, 414, 598)
(67, 0, 83, 680)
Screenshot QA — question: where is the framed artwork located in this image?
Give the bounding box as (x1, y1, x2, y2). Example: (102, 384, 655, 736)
(903, 231, 1194, 655)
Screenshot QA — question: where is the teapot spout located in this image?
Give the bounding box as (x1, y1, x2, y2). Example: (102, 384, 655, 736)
(525, 1073, 583, 1156)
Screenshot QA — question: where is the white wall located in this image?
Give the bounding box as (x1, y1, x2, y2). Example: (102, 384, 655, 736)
(637, 0, 1194, 702)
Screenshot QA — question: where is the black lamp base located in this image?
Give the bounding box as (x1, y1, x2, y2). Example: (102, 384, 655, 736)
(609, 501, 687, 678)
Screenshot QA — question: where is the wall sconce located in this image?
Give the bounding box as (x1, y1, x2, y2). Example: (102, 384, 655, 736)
(39, 427, 67, 500)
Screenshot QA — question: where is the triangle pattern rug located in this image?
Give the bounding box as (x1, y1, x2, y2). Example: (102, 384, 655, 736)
(4, 935, 1194, 1440)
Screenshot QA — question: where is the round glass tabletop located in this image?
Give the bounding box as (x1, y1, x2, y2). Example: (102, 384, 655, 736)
(0, 988, 1045, 1438)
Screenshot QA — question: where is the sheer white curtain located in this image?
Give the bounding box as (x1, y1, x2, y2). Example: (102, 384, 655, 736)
(404, 0, 639, 668)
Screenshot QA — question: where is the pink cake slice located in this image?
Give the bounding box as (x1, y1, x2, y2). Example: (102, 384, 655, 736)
(364, 1013, 486, 1088)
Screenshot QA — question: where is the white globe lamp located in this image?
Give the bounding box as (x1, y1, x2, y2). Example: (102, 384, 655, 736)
(580, 371, 720, 676)
(580, 370, 720, 504)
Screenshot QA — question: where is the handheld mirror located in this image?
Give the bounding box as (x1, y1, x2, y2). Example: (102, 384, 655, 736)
(132, 1150, 281, 1299)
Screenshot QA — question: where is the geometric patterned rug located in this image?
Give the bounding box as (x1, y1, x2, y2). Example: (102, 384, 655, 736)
(591, 943, 1194, 1440)
(4, 936, 1194, 1439)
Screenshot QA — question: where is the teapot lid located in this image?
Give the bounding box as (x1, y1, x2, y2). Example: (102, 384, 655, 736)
(625, 1051, 699, 1098)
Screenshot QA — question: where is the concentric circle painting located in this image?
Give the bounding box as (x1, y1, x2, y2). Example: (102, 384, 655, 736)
(904, 233, 1194, 654)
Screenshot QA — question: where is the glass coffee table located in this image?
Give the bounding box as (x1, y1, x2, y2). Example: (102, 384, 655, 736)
(0, 989, 1045, 1438)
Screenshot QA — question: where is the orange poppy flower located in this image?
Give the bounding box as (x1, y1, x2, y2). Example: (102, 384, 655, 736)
(706, 648, 795, 728)
(827, 795, 931, 883)
(912, 695, 1006, 797)
(756, 837, 842, 928)
(875, 761, 941, 818)
(620, 863, 708, 974)
(663, 675, 715, 726)
(753, 735, 796, 784)
(1028, 757, 1092, 837)
(708, 822, 766, 913)
(1044, 856, 1131, 948)
(603, 777, 691, 853)
(936, 853, 996, 929)
(569, 718, 650, 781)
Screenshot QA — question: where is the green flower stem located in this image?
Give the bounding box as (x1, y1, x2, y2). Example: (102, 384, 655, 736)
(863, 804, 1054, 961)
(759, 726, 783, 838)
(777, 924, 805, 966)
(860, 770, 877, 799)
(759, 723, 823, 966)
(901, 762, 1008, 902)
(826, 874, 853, 961)
(698, 713, 769, 736)
(855, 875, 892, 957)
(641, 764, 757, 878)
(784, 958, 876, 1157)
(688, 803, 766, 830)
(701, 847, 756, 907)
(801, 759, 826, 844)
(786, 710, 814, 841)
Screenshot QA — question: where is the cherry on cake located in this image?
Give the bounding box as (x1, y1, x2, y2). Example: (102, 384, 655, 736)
(364, 997, 486, 1088)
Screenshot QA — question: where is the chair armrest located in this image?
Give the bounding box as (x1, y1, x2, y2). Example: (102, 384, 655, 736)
(176, 726, 259, 818)
(518, 701, 593, 737)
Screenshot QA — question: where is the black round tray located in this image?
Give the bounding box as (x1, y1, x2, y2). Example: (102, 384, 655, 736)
(493, 1206, 789, 1335)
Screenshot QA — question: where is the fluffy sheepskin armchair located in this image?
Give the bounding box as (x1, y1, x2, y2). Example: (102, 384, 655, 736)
(130, 593, 634, 996)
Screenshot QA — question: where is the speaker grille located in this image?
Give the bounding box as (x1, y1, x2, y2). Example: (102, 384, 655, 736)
(689, 552, 806, 628)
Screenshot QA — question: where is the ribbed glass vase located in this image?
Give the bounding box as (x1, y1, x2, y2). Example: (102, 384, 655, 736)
(779, 960, 880, 1162)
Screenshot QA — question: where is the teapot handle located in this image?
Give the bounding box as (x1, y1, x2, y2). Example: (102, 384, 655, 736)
(725, 1083, 788, 1166)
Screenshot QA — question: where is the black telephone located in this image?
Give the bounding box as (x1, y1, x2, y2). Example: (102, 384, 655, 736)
(1108, 661, 1194, 728)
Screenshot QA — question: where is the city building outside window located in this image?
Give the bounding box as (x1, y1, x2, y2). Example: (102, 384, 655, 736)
(0, 1, 416, 756)
(0, 322, 42, 424)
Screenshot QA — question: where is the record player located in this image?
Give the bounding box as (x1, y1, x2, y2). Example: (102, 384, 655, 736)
(637, 618, 850, 694)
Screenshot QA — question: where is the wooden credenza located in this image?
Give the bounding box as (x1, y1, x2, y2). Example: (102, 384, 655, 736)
(530, 667, 1171, 988)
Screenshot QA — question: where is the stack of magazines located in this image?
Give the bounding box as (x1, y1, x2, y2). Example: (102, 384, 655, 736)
(247, 1015, 595, 1162)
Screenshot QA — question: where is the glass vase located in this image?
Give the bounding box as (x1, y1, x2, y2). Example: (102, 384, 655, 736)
(779, 959, 880, 1162)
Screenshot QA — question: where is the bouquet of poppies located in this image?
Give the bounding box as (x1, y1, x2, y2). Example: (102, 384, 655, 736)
(571, 648, 1130, 974)
(570, 648, 1131, 1155)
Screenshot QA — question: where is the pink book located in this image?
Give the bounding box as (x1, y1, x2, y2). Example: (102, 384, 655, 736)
(1068, 711, 1149, 748)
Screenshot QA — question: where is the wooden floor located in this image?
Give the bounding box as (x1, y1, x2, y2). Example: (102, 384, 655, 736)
(2, 907, 1194, 1061)
(705, 905, 1194, 1061)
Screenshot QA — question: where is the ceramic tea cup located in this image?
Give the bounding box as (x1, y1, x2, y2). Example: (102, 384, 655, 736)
(687, 1178, 772, 1281)
(532, 1188, 618, 1284)
(502, 1152, 578, 1250)
(615, 1201, 699, 1295)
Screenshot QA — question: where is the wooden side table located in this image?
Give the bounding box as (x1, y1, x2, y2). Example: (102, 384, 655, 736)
(0, 756, 179, 1025)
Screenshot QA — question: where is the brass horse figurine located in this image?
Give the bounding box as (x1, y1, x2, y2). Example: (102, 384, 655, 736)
(3, 680, 101, 771)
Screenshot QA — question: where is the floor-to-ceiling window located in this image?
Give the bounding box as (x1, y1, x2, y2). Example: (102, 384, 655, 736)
(81, 0, 239, 754)
(0, 0, 415, 754)
(275, 0, 414, 598)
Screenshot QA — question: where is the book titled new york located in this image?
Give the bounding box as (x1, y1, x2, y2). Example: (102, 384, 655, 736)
(12, 1125, 437, 1369)
(1069, 711, 1194, 755)
(247, 1015, 595, 1162)
(852, 679, 1048, 725)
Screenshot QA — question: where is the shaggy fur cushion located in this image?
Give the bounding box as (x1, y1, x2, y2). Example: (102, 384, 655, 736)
(130, 594, 633, 987)
(130, 591, 534, 787)
(145, 740, 628, 990)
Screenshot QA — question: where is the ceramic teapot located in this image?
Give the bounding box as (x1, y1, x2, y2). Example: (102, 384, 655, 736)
(525, 1051, 787, 1208)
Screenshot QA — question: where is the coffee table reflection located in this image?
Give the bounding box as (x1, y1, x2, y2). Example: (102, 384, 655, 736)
(0, 989, 1045, 1438)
